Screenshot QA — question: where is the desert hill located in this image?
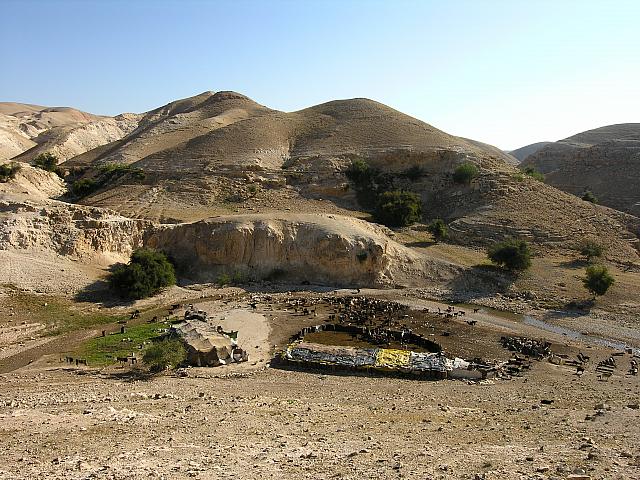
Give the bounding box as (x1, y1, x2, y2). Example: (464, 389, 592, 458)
(52, 92, 638, 267)
(522, 123, 640, 215)
(509, 141, 552, 162)
(0, 102, 141, 163)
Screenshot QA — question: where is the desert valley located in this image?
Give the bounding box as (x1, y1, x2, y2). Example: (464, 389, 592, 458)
(0, 88, 638, 480)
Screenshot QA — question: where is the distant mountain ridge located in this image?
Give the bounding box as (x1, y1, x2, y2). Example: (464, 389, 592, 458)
(522, 123, 640, 215)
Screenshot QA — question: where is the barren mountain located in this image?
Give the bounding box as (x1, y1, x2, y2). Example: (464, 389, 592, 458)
(522, 124, 640, 215)
(58, 92, 639, 266)
(0, 102, 141, 162)
(509, 141, 552, 162)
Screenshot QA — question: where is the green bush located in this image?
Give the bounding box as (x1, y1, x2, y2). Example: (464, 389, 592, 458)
(345, 159, 393, 209)
(0, 162, 21, 182)
(453, 162, 478, 185)
(522, 166, 544, 181)
(99, 163, 145, 180)
(487, 239, 532, 272)
(72, 178, 97, 196)
(582, 191, 598, 204)
(374, 190, 422, 228)
(33, 152, 62, 176)
(427, 218, 448, 241)
(142, 338, 187, 372)
(583, 264, 614, 298)
(579, 240, 605, 262)
(109, 249, 176, 299)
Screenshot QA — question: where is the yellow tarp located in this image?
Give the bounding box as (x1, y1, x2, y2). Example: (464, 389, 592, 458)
(375, 348, 410, 368)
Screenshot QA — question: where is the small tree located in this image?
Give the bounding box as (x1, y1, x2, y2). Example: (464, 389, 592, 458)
(374, 190, 422, 228)
(453, 162, 478, 185)
(109, 248, 176, 299)
(142, 339, 187, 372)
(579, 240, 605, 262)
(523, 166, 545, 182)
(582, 191, 598, 204)
(427, 218, 448, 241)
(33, 152, 61, 176)
(487, 239, 532, 272)
(583, 265, 614, 298)
(0, 162, 21, 182)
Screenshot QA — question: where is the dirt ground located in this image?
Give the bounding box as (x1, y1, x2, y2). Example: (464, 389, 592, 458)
(0, 288, 639, 479)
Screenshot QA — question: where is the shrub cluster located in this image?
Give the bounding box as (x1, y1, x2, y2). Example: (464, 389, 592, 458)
(427, 218, 448, 241)
(142, 338, 187, 372)
(33, 153, 63, 177)
(582, 191, 598, 204)
(71, 163, 145, 198)
(487, 239, 532, 272)
(522, 166, 544, 181)
(452, 162, 478, 185)
(583, 265, 615, 298)
(109, 248, 176, 299)
(579, 240, 605, 262)
(374, 191, 422, 228)
(0, 162, 21, 182)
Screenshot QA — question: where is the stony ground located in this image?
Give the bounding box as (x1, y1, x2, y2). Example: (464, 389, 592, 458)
(0, 289, 639, 480)
(0, 360, 638, 480)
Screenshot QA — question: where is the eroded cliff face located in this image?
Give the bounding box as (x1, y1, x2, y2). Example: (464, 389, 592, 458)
(146, 214, 442, 287)
(0, 198, 149, 264)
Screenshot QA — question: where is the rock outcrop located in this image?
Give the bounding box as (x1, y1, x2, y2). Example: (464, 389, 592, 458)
(146, 214, 449, 287)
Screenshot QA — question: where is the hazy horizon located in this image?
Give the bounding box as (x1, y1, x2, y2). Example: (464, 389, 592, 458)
(2, 0, 638, 150)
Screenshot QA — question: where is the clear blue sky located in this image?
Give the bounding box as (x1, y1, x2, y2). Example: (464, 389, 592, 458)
(1, 0, 639, 149)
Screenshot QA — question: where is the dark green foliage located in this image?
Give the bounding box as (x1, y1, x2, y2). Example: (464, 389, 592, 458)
(579, 240, 605, 262)
(33, 152, 62, 176)
(402, 165, 425, 181)
(487, 239, 532, 272)
(522, 166, 544, 181)
(427, 218, 448, 241)
(109, 249, 176, 299)
(453, 162, 478, 185)
(583, 264, 614, 297)
(582, 191, 598, 204)
(374, 190, 422, 228)
(344, 159, 393, 209)
(0, 162, 21, 182)
(99, 163, 145, 180)
(142, 338, 187, 372)
(72, 179, 97, 196)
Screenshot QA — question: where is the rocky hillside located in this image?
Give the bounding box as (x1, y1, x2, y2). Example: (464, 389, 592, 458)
(522, 124, 640, 215)
(509, 141, 552, 162)
(55, 92, 639, 266)
(0, 102, 141, 163)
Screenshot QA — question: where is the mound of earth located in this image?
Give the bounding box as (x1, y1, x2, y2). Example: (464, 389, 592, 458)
(522, 124, 640, 215)
(0, 164, 66, 200)
(146, 213, 454, 287)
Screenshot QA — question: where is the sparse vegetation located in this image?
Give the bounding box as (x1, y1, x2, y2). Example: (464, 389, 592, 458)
(374, 190, 422, 228)
(583, 264, 615, 298)
(487, 239, 532, 272)
(427, 218, 448, 241)
(452, 162, 478, 185)
(70, 163, 145, 198)
(356, 251, 369, 262)
(0, 162, 21, 182)
(142, 338, 187, 372)
(109, 249, 176, 300)
(71, 178, 97, 196)
(344, 158, 392, 209)
(522, 166, 544, 181)
(33, 152, 63, 177)
(579, 240, 605, 262)
(582, 190, 598, 204)
(402, 165, 425, 181)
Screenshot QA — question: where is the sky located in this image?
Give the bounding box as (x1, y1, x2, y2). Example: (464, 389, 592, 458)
(1, 0, 639, 150)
